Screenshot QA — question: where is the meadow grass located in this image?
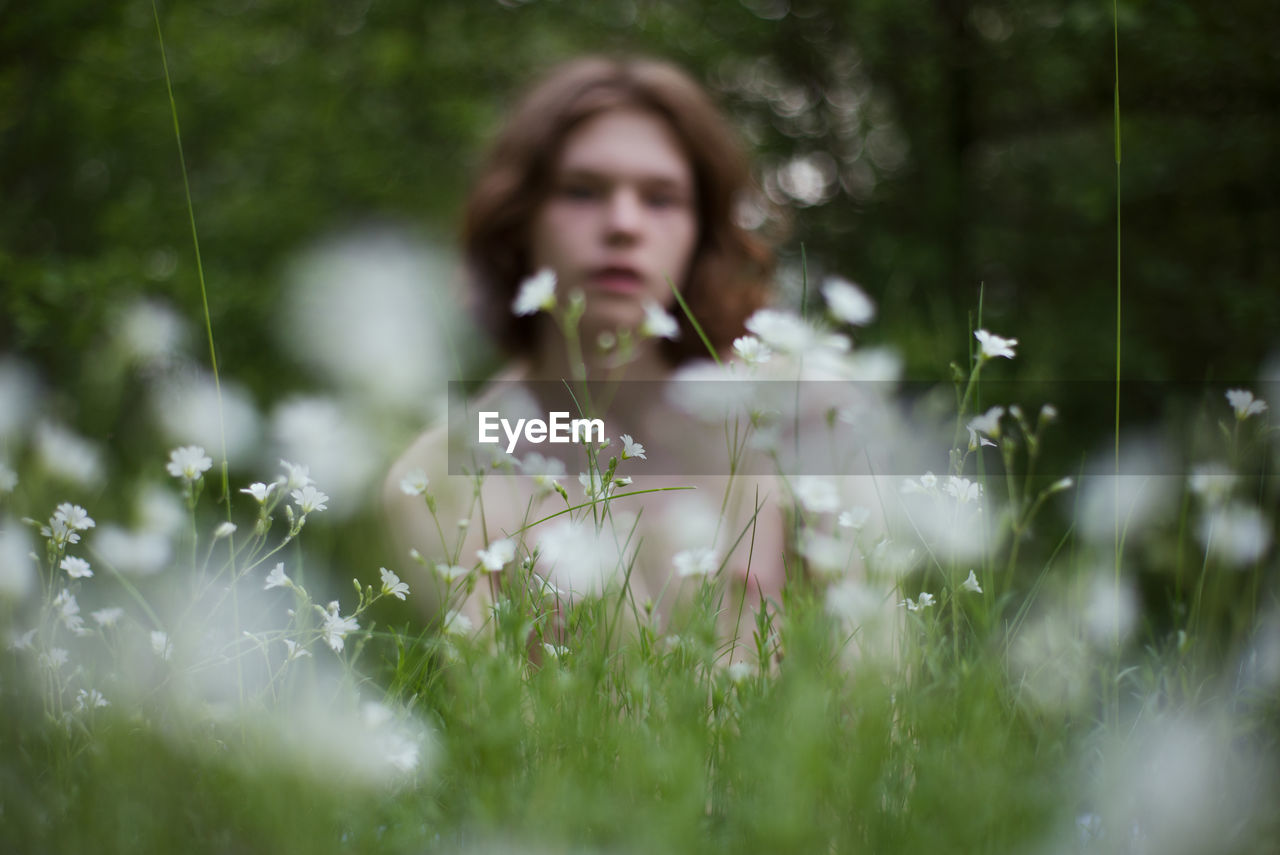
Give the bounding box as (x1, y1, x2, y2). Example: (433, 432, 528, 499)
(1, 6, 1277, 853)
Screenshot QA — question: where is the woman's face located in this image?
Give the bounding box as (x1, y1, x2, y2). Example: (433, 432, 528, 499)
(529, 107, 698, 336)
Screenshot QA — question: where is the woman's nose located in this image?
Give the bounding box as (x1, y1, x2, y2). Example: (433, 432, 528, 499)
(603, 189, 642, 239)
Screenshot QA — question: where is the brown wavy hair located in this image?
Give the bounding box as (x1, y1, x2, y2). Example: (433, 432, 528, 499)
(462, 55, 774, 364)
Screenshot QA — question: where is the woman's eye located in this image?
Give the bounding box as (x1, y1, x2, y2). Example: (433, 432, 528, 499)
(560, 184, 599, 201)
(645, 192, 685, 210)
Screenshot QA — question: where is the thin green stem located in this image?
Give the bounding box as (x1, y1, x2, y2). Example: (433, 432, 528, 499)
(153, 0, 241, 713)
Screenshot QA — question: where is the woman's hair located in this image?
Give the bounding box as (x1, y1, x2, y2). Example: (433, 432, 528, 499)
(462, 55, 774, 364)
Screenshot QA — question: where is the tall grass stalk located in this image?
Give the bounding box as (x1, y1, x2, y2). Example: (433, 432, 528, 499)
(151, 0, 242, 712)
(1111, 0, 1125, 727)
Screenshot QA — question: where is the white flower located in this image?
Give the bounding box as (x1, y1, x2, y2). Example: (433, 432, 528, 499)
(1225, 389, 1267, 420)
(166, 445, 212, 481)
(213, 521, 237, 539)
(240, 482, 276, 503)
(1188, 464, 1236, 503)
(94, 526, 171, 576)
(151, 630, 173, 660)
(291, 485, 329, 514)
(42, 648, 69, 670)
(537, 520, 625, 598)
(578, 470, 612, 501)
(974, 329, 1018, 361)
(264, 562, 290, 590)
(434, 563, 469, 582)
(0, 520, 34, 599)
(76, 688, 109, 710)
(92, 607, 125, 627)
(520, 453, 566, 493)
(35, 422, 103, 486)
(822, 276, 876, 326)
(945, 476, 982, 504)
(53, 589, 85, 634)
(40, 519, 77, 549)
(60, 556, 93, 579)
(726, 661, 754, 684)
(732, 335, 772, 366)
(900, 592, 935, 612)
(512, 268, 557, 316)
(379, 567, 410, 601)
(745, 308, 849, 355)
(825, 580, 883, 625)
(8, 628, 37, 650)
(1198, 502, 1272, 567)
(282, 638, 311, 661)
(640, 300, 680, 340)
(966, 427, 996, 451)
(800, 531, 847, 575)
(541, 642, 568, 659)
(620, 434, 646, 461)
(442, 609, 473, 637)
(399, 469, 430, 496)
(674, 547, 719, 578)
(902, 472, 939, 494)
(54, 502, 96, 532)
(838, 506, 871, 530)
(321, 602, 359, 652)
(967, 406, 1005, 442)
(793, 476, 840, 514)
(0, 462, 16, 494)
(961, 569, 983, 594)
(477, 538, 516, 571)
(278, 459, 314, 490)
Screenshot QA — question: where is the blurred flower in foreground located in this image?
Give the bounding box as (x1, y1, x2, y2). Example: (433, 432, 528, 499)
(512, 268, 557, 316)
(269, 397, 379, 518)
(974, 329, 1017, 361)
(821, 276, 875, 326)
(1078, 439, 1178, 546)
(792, 476, 840, 514)
(477, 538, 516, 572)
(0, 360, 39, 441)
(114, 298, 187, 367)
(35, 421, 103, 487)
(732, 335, 772, 366)
(166, 445, 212, 482)
(1088, 713, 1270, 855)
(0, 519, 36, 599)
(746, 308, 849, 357)
(283, 232, 462, 414)
(1196, 502, 1272, 567)
(153, 373, 260, 463)
(640, 300, 679, 340)
(1082, 573, 1137, 646)
(1225, 388, 1267, 420)
(537, 520, 625, 598)
(674, 547, 718, 579)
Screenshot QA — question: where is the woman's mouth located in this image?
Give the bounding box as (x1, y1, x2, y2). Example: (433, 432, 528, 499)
(588, 266, 645, 294)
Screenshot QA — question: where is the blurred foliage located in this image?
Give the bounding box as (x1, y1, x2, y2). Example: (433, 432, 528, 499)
(2, 0, 1277, 497)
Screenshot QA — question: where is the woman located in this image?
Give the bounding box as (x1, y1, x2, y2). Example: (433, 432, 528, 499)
(384, 56, 787, 659)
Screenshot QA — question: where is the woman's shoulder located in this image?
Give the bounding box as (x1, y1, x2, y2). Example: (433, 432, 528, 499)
(383, 360, 535, 499)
